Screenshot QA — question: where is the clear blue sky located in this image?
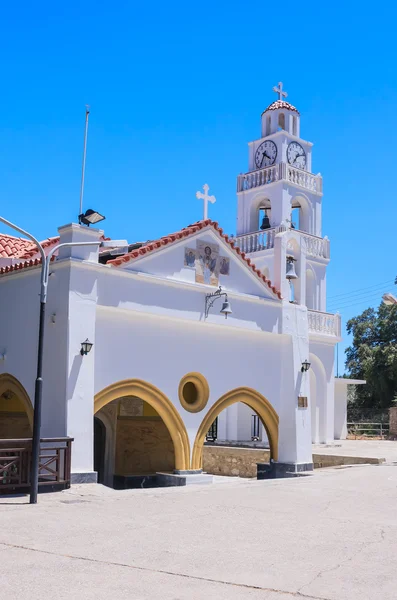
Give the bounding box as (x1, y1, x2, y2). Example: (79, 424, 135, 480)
(1, 1, 396, 371)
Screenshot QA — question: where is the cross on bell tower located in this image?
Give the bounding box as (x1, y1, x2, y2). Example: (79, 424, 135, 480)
(272, 81, 287, 101)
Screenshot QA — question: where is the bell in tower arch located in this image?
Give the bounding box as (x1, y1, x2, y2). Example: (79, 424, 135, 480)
(286, 256, 298, 280)
(260, 209, 271, 231)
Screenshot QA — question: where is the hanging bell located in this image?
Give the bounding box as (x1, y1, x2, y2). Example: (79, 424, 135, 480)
(260, 212, 271, 230)
(286, 257, 298, 280)
(220, 299, 232, 318)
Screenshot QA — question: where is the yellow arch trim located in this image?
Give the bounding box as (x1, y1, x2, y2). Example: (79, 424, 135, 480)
(191, 386, 279, 470)
(0, 373, 33, 429)
(94, 379, 190, 471)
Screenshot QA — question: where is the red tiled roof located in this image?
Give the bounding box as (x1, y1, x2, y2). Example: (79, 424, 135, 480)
(108, 220, 282, 299)
(0, 233, 59, 259)
(262, 100, 299, 115)
(0, 256, 55, 275)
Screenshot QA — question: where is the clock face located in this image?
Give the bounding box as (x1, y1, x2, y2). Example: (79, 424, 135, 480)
(255, 140, 277, 169)
(287, 142, 306, 170)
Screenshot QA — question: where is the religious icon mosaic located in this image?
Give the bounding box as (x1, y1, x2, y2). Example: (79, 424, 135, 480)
(184, 241, 230, 287)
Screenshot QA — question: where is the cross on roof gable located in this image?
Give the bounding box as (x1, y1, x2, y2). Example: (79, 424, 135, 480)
(108, 219, 282, 299)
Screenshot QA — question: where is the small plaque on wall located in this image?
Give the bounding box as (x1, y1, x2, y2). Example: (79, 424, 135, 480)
(298, 396, 308, 409)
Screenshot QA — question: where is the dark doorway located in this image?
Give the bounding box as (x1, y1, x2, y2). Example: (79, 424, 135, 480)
(94, 417, 106, 484)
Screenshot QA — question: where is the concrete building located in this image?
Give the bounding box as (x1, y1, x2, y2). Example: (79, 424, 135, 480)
(0, 83, 346, 487)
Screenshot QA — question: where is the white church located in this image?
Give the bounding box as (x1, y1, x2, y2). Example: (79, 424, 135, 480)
(0, 83, 350, 489)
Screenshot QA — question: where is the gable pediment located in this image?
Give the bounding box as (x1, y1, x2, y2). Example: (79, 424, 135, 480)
(109, 221, 281, 301)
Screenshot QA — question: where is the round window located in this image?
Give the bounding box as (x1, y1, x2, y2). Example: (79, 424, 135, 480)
(178, 373, 209, 413)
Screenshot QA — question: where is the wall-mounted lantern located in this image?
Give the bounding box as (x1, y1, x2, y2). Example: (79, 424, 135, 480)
(301, 359, 311, 373)
(80, 339, 94, 356)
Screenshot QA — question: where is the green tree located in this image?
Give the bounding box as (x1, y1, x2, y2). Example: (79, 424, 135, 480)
(345, 302, 397, 411)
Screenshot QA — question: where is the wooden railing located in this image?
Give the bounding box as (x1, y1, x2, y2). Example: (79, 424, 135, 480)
(0, 437, 73, 495)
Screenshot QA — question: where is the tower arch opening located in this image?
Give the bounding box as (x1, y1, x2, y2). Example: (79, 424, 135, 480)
(278, 113, 285, 130)
(306, 267, 317, 310)
(291, 193, 311, 233)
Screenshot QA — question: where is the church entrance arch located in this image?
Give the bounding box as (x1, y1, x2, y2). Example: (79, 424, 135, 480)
(191, 387, 279, 470)
(94, 417, 106, 484)
(94, 380, 190, 478)
(0, 374, 33, 438)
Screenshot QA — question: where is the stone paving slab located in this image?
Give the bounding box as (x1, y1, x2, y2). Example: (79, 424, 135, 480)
(313, 439, 397, 462)
(1, 464, 397, 599)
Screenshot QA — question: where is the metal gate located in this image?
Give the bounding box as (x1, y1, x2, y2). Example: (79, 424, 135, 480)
(206, 417, 218, 442)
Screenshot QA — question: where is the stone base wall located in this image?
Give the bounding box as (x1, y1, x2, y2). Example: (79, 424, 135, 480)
(203, 445, 384, 478)
(389, 407, 397, 436)
(115, 417, 175, 475)
(0, 412, 31, 438)
(203, 445, 270, 478)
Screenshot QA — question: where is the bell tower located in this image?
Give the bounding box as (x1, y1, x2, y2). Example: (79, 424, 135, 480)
(236, 82, 322, 237)
(234, 83, 330, 312)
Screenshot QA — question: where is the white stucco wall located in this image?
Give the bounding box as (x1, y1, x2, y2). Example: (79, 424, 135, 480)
(0, 223, 316, 475)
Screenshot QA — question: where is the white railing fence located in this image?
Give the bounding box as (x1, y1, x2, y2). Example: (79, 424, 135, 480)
(237, 162, 322, 194)
(234, 228, 330, 259)
(308, 310, 341, 337)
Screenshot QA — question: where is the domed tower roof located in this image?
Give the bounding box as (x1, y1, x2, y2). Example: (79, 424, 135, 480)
(262, 100, 300, 115)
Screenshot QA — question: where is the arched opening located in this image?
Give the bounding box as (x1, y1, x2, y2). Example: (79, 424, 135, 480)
(94, 417, 106, 484)
(0, 374, 33, 439)
(266, 115, 271, 136)
(94, 380, 190, 488)
(278, 113, 285, 130)
(258, 198, 272, 232)
(191, 387, 279, 471)
(310, 369, 319, 444)
(309, 354, 327, 444)
(293, 116, 297, 136)
(291, 194, 311, 233)
(306, 268, 316, 309)
(286, 238, 301, 304)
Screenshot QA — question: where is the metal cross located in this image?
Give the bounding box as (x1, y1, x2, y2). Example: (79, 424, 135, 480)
(272, 81, 288, 101)
(196, 183, 216, 220)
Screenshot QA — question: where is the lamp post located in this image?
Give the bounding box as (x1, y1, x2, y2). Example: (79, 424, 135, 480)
(0, 216, 101, 504)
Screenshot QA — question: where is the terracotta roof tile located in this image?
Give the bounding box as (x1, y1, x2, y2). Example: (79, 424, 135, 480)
(108, 220, 282, 299)
(0, 233, 59, 259)
(262, 100, 299, 115)
(0, 255, 55, 275)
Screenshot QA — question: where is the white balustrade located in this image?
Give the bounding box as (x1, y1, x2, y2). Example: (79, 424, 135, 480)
(234, 228, 276, 254)
(234, 229, 330, 259)
(308, 310, 341, 338)
(286, 165, 321, 193)
(237, 162, 322, 194)
(302, 234, 329, 259)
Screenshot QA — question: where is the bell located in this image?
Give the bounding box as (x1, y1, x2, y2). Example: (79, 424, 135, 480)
(220, 300, 232, 318)
(260, 213, 271, 230)
(286, 258, 298, 280)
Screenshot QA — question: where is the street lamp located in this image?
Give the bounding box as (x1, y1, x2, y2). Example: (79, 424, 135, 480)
(0, 216, 102, 504)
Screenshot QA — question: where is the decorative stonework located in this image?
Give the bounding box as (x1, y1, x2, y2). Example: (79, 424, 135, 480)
(178, 372, 210, 413)
(119, 397, 143, 417)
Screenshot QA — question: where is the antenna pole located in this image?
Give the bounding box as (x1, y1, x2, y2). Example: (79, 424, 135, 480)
(79, 105, 90, 221)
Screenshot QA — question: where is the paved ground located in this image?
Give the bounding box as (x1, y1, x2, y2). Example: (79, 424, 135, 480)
(313, 439, 397, 462)
(1, 462, 397, 600)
